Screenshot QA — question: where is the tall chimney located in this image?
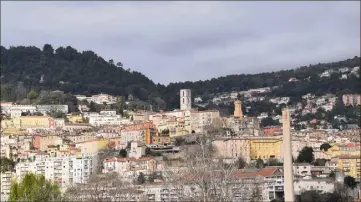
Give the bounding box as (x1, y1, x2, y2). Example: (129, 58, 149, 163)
(282, 107, 294, 201)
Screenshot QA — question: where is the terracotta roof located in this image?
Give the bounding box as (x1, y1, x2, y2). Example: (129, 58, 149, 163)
(104, 157, 136, 162)
(336, 155, 360, 159)
(233, 167, 279, 178)
(344, 143, 360, 148)
(137, 157, 153, 161)
(0, 102, 13, 104)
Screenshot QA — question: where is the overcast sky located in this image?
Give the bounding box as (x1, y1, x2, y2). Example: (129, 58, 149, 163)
(1, 1, 360, 84)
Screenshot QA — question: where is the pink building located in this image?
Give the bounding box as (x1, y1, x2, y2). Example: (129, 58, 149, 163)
(342, 94, 361, 106)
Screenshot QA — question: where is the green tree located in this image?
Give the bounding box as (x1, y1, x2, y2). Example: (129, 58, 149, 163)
(313, 158, 327, 166)
(344, 176, 357, 190)
(320, 143, 332, 152)
(237, 156, 246, 169)
(9, 172, 62, 202)
(267, 158, 283, 166)
(47, 110, 66, 119)
(137, 172, 146, 185)
(27, 89, 38, 104)
(0, 157, 15, 172)
(260, 117, 280, 127)
(118, 149, 127, 158)
(89, 101, 97, 112)
(256, 158, 264, 168)
(296, 147, 314, 163)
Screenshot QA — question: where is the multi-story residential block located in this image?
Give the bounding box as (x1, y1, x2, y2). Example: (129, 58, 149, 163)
(291, 139, 307, 159)
(129, 141, 146, 159)
(327, 143, 360, 157)
(72, 155, 98, 184)
(121, 122, 156, 145)
(249, 137, 283, 161)
(15, 155, 97, 188)
(0, 171, 14, 201)
(75, 93, 117, 105)
(223, 116, 262, 136)
(63, 123, 92, 131)
(0, 102, 13, 114)
(32, 135, 63, 151)
(88, 111, 122, 126)
(342, 94, 361, 106)
(103, 157, 157, 177)
(190, 110, 220, 133)
(334, 155, 361, 179)
(12, 116, 55, 129)
(9, 105, 37, 114)
(213, 137, 251, 163)
(75, 139, 108, 156)
(36, 105, 69, 114)
(293, 178, 335, 195)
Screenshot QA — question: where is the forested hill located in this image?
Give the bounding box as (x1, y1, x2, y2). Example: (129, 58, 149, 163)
(0, 45, 157, 100)
(162, 56, 360, 108)
(1, 44, 360, 110)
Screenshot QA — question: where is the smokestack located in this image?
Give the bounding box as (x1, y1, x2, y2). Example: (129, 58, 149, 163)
(282, 107, 294, 201)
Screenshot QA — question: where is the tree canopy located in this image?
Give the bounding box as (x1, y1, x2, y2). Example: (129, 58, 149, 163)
(320, 143, 332, 152)
(296, 146, 314, 163)
(9, 172, 62, 202)
(344, 176, 357, 190)
(0, 157, 15, 172)
(1, 45, 359, 111)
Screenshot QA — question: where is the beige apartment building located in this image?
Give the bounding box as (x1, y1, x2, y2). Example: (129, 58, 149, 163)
(213, 137, 251, 163)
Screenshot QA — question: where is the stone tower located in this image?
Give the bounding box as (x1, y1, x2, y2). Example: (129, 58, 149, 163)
(234, 100, 243, 120)
(180, 89, 192, 110)
(282, 107, 294, 201)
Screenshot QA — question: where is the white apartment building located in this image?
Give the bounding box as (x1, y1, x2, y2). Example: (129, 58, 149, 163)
(10, 109, 22, 117)
(294, 179, 334, 195)
(88, 113, 122, 126)
(190, 110, 220, 133)
(75, 93, 117, 105)
(15, 155, 97, 189)
(99, 110, 117, 116)
(0, 102, 13, 115)
(10, 105, 37, 114)
(0, 171, 14, 201)
(129, 141, 146, 159)
(72, 155, 98, 184)
(36, 105, 69, 114)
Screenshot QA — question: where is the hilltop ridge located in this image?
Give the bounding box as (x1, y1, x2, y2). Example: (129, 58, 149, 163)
(1, 44, 360, 110)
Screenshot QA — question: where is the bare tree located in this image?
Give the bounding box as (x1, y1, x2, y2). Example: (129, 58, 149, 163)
(168, 122, 239, 202)
(333, 182, 354, 202)
(64, 173, 143, 202)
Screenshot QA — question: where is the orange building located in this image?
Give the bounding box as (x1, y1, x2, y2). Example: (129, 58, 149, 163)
(32, 135, 63, 151)
(263, 126, 281, 135)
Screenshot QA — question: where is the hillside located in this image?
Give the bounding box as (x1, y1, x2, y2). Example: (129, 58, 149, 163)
(0, 45, 157, 100)
(1, 45, 360, 110)
(163, 56, 360, 108)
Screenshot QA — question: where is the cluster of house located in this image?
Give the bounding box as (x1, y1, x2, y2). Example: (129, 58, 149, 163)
(1, 89, 360, 201)
(319, 66, 360, 79)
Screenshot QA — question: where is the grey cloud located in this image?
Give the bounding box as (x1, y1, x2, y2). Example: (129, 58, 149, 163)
(1, 1, 360, 84)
